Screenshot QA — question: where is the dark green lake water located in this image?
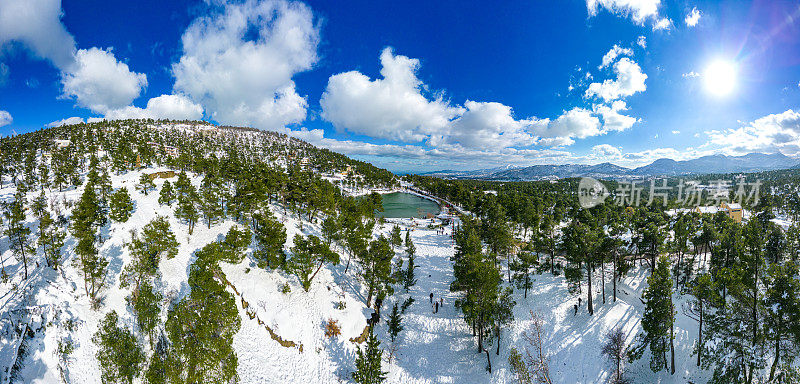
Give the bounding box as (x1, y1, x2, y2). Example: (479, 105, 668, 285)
(378, 192, 440, 218)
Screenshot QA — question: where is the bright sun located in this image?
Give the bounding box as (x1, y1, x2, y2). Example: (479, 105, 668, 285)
(704, 60, 737, 96)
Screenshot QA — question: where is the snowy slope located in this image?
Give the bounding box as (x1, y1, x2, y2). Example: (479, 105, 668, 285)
(0, 166, 714, 384)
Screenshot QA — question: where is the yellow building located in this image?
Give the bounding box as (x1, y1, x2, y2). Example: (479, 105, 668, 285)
(692, 202, 743, 223)
(720, 202, 743, 223)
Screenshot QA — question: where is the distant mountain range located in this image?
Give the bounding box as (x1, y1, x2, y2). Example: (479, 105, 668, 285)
(420, 153, 800, 181)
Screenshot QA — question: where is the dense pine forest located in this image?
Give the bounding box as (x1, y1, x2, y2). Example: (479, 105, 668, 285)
(2, 119, 800, 383)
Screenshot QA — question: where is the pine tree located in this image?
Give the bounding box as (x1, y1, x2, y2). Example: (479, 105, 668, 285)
(38, 207, 65, 270)
(321, 215, 339, 246)
(175, 184, 199, 234)
(71, 184, 107, 301)
(360, 236, 395, 308)
(4, 191, 32, 279)
(200, 175, 224, 228)
(287, 234, 339, 291)
(137, 173, 155, 195)
(109, 187, 134, 222)
(253, 210, 287, 269)
(352, 329, 386, 384)
(561, 218, 600, 315)
(402, 243, 418, 291)
(763, 261, 800, 381)
(158, 180, 174, 205)
(387, 302, 403, 343)
(165, 245, 240, 383)
(390, 225, 402, 251)
(94, 310, 145, 384)
(634, 254, 674, 373)
(511, 243, 537, 298)
(128, 281, 162, 346)
(121, 216, 179, 292)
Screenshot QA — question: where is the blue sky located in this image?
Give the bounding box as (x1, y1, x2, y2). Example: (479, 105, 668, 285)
(1, 0, 799, 172)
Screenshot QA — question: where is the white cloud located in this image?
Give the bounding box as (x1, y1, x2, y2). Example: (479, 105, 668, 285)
(672, 130, 680, 134)
(594, 100, 638, 132)
(534, 108, 602, 145)
(586, 0, 661, 24)
(0, 110, 11, 127)
(0, 0, 76, 69)
(586, 57, 647, 101)
(1, 1, 149, 116)
(321, 47, 461, 142)
(442, 101, 537, 148)
(653, 18, 672, 31)
(46, 116, 84, 127)
(592, 144, 622, 158)
(637, 35, 647, 48)
(707, 109, 800, 154)
(682, 71, 700, 78)
(172, 0, 319, 131)
(599, 45, 633, 69)
(61, 47, 148, 114)
(105, 94, 203, 121)
(685, 7, 701, 27)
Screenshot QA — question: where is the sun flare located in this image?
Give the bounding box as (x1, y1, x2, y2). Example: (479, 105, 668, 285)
(704, 60, 737, 96)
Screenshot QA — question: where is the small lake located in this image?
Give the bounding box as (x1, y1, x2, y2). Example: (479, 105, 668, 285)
(378, 192, 441, 218)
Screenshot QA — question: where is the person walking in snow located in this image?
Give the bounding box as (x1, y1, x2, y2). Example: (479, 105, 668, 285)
(574, 304, 578, 316)
(430, 292, 434, 303)
(435, 301, 439, 313)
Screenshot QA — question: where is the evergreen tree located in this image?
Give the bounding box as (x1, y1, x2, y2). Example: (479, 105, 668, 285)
(320, 215, 340, 246)
(352, 329, 386, 384)
(252, 210, 286, 269)
(402, 243, 417, 291)
(94, 310, 145, 384)
(4, 191, 32, 279)
(175, 183, 199, 234)
(38, 205, 65, 270)
(360, 236, 395, 308)
(109, 187, 134, 222)
(387, 302, 403, 343)
(71, 185, 108, 300)
(128, 281, 162, 346)
(685, 273, 719, 368)
(390, 225, 402, 251)
(561, 218, 600, 315)
(165, 245, 241, 383)
(137, 173, 155, 195)
(763, 261, 800, 381)
(121, 216, 179, 293)
(287, 234, 339, 291)
(511, 242, 537, 298)
(633, 254, 674, 373)
(200, 175, 224, 228)
(158, 180, 174, 205)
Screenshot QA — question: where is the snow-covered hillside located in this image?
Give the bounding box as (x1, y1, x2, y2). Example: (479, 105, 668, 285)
(0, 161, 717, 384)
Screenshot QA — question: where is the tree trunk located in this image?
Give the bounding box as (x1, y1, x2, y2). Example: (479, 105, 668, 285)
(697, 304, 703, 367)
(613, 252, 617, 302)
(670, 317, 675, 374)
(601, 261, 606, 304)
(524, 273, 529, 299)
(496, 325, 501, 355)
(769, 332, 781, 382)
(484, 346, 492, 373)
(587, 262, 594, 316)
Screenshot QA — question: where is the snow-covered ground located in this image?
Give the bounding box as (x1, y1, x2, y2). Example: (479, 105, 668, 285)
(0, 167, 713, 383)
